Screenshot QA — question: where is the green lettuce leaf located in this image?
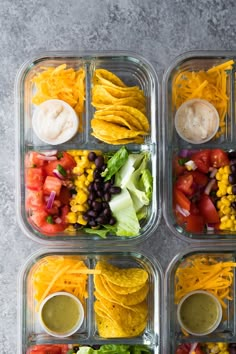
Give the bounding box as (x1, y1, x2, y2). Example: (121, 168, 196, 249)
(109, 188, 140, 237)
(101, 146, 129, 181)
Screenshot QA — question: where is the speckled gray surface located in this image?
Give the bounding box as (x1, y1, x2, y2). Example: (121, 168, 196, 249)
(1, 0, 236, 352)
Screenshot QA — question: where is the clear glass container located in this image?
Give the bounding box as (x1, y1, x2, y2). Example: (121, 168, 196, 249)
(165, 246, 236, 353)
(17, 248, 163, 354)
(15, 51, 161, 245)
(163, 50, 236, 242)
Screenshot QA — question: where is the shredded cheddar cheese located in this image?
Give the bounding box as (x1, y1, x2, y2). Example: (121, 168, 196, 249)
(175, 256, 236, 309)
(32, 255, 100, 311)
(32, 64, 85, 131)
(172, 60, 234, 139)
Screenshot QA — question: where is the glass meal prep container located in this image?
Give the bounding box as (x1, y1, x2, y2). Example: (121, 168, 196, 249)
(163, 50, 236, 243)
(17, 248, 163, 354)
(15, 51, 161, 245)
(165, 246, 236, 354)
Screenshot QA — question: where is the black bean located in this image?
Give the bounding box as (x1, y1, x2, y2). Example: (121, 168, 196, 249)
(88, 191, 97, 200)
(93, 169, 101, 179)
(232, 185, 236, 195)
(228, 151, 236, 159)
(88, 151, 97, 161)
(97, 190, 103, 197)
(110, 186, 121, 194)
(110, 176, 115, 185)
(94, 182, 102, 191)
(229, 174, 236, 185)
(83, 214, 89, 221)
(88, 183, 94, 192)
(88, 219, 97, 227)
(104, 181, 111, 192)
(231, 164, 236, 173)
(96, 216, 108, 225)
(102, 201, 109, 209)
(95, 156, 104, 169)
(87, 199, 92, 206)
(104, 192, 111, 202)
(103, 208, 111, 216)
(92, 201, 102, 211)
(73, 223, 82, 230)
(87, 210, 98, 218)
(109, 217, 116, 225)
(101, 164, 106, 172)
(232, 202, 236, 209)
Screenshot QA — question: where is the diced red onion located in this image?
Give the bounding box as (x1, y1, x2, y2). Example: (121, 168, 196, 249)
(190, 343, 198, 354)
(55, 217, 62, 224)
(204, 178, 216, 195)
(206, 224, 215, 232)
(176, 204, 190, 217)
(37, 154, 57, 161)
(53, 169, 65, 180)
(39, 150, 58, 156)
(179, 149, 189, 158)
(210, 167, 218, 178)
(46, 191, 56, 209)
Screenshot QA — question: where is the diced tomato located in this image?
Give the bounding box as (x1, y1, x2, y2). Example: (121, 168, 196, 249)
(173, 156, 186, 176)
(25, 151, 46, 168)
(190, 202, 200, 215)
(175, 344, 204, 354)
(61, 205, 69, 224)
(198, 194, 220, 224)
(26, 190, 44, 210)
(25, 167, 45, 190)
(58, 186, 72, 205)
(43, 176, 62, 196)
(40, 221, 66, 234)
(185, 214, 205, 233)
(210, 148, 229, 168)
(191, 150, 211, 173)
(189, 170, 208, 186)
(43, 152, 76, 176)
(173, 187, 191, 211)
(28, 344, 65, 354)
(30, 210, 48, 227)
(175, 174, 194, 195)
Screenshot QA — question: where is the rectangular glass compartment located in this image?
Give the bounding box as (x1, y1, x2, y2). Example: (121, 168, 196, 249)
(18, 249, 162, 354)
(165, 247, 236, 353)
(15, 51, 161, 245)
(163, 50, 236, 242)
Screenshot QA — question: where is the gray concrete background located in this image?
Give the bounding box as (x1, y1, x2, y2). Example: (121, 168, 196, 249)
(1, 0, 236, 352)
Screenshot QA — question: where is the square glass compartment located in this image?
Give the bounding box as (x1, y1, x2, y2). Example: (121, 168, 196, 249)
(15, 51, 161, 245)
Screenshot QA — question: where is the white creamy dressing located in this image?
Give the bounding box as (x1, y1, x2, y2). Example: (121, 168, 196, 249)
(33, 100, 78, 144)
(176, 100, 218, 143)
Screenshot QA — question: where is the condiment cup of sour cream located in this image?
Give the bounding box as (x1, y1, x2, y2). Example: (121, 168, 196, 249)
(39, 291, 84, 337)
(174, 99, 220, 144)
(177, 290, 222, 336)
(32, 99, 79, 145)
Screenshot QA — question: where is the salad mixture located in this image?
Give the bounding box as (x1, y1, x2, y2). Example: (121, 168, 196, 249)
(175, 342, 236, 354)
(27, 344, 152, 354)
(25, 147, 152, 237)
(30, 255, 150, 340)
(173, 148, 236, 233)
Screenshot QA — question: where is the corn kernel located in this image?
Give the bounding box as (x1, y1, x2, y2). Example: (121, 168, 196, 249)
(77, 214, 87, 225)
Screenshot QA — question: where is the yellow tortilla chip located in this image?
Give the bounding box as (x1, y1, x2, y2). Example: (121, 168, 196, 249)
(94, 109, 144, 131)
(91, 132, 144, 145)
(95, 261, 148, 288)
(93, 69, 127, 87)
(102, 277, 149, 306)
(91, 119, 147, 139)
(101, 85, 146, 102)
(96, 313, 146, 338)
(93, 114, 138, 130)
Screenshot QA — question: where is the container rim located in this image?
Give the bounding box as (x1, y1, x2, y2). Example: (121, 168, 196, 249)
(162, 49, 236, 245)
(17, 247, 164, 354)
(14, 49, 162, 246)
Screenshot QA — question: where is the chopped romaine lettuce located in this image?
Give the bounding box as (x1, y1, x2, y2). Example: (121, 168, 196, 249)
(109, 188, 140, 236)
(101, 146, 129, 181)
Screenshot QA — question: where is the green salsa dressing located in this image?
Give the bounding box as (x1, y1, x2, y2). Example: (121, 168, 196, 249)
(41, 294, 80, 333)
(179, 293, 219, 333)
